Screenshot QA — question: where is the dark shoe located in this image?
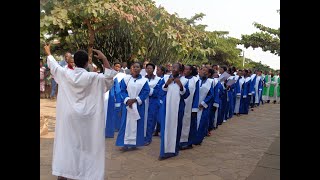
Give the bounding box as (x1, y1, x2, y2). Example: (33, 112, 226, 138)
(58, 177, 67, 180)
(128, 147, 138, 151)
(144, 142, 151, 146)
(153, 132, 159, 136)
(158, 155, 175, 161)
(119, 147, 129, 151)
(180, 145, 193, 150)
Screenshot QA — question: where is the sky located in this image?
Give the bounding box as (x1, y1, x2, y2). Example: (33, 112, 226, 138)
(154, 0, 280, 69)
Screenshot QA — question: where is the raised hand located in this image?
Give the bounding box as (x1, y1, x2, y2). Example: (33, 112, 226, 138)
(92, 49, 111, 69)
(44, 44, 51, 56)
(174, 78, 183, 90)
(92, 49, 107, 60)
(164, 77, 174, 88)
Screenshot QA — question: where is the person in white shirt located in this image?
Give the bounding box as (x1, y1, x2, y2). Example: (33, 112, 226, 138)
(44, 44, 117, 180)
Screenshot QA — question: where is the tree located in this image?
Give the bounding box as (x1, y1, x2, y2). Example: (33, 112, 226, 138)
(40, 0, 247, 68)
(240, 10, 280, 56)
(242, 58, 274, 72)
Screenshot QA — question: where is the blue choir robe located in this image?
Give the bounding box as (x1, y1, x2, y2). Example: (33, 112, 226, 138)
(155, 75, 170, 134)
(104, 72, 126, 138)
(179, 76, 199, 148)
(225, 75, 236, 120)
(234, 76, 244, 114)
(208, 78, 220, 131)
(160, 76, 190, 158)
(193, 78, 214, 145)
(249, 74, 257, 105)
(239, 77, 251, 114)
(144, 76, 161, 144)
(232, 75, 240, 113)
(217, 80, 226, 126)
(213, 78, 224, 127)
(254, 75, 264, 105)
(115, 75, 150, 147)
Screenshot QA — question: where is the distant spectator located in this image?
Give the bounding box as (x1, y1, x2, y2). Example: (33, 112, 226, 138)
(40, 58, 46, 98)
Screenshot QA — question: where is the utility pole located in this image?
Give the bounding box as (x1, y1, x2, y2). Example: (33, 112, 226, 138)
(242, 50, 245, 67)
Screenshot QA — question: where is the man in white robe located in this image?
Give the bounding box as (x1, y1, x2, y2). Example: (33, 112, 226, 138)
(44, 45, 117, 180)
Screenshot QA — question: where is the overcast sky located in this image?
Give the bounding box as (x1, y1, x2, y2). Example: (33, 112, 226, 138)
(154, 0, 280, 69)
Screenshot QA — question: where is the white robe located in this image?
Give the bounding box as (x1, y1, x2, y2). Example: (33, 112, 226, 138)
(180, 76, 198, 143)
(48, 55, 117, 180)
(271, 76, 279, 102)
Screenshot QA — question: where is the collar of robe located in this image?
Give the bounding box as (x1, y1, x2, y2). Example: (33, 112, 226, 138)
(131, 74, 142, 82)
(145, 74, 155, 81)
(200, 77, 208, 87)
(185, 75, 193, 79)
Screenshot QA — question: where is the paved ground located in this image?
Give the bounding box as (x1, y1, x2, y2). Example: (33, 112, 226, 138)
(40, 99, 280, 180)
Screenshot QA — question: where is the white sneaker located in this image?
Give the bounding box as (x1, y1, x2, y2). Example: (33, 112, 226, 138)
(223, 120, 227, 123)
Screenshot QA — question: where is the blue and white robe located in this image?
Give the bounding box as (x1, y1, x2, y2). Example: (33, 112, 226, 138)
(254, 75, 263, 106)
(239, 77, 251, 114)
(193, 78, 214, 145)
(144, 76, 161, 144)
(209, 78, 220, 130)
(225, 75, 236, 120)
(249, 74, 257, 106)
(160, 76, 190, 158)
(104, 72, 126, 138)
(179, 76, 198, 148)
(234, 76, 244, 114)
(115, 75, 150, 147)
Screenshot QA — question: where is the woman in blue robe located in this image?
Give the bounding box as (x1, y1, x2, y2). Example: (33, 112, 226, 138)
(144, 63, 161, 145)
(192, 67, 214, 145)
(159, 63, 190, 160)
(115, 62, 150, 150)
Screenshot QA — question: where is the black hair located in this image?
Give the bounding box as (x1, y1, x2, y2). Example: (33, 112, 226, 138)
(74, 50, 88, 68)
(180, 63, 185, 72)
(133, 62, 143, 68)
(158, 65, 167, 74)
(238, 69, 243, 72)
(244, 69, 249, 74)
(221, 65, 227, 72)
(208, 68, 214, 76)
(231, 66, 237, 72)
(185, 64, 198, 76)
(114, 62, 121, 66)
(146, 63, 155, 70)
(173, 63, 184, 72)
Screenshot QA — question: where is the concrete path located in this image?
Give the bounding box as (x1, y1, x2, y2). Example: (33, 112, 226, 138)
(40, 99, 280, 180)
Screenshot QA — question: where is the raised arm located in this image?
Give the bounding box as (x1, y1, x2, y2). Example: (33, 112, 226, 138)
(44, 44, 64, 84)
(92, 49, 117, 91)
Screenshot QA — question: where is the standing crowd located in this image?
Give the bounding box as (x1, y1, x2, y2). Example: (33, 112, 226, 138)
(42, 47, 280, 180)
(104, 60, 280, 160)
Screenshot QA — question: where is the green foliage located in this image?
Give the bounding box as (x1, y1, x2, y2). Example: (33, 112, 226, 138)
(40, 0, 249, 67)
(240, 10, 280, 56)
(242, 58, 274, 72)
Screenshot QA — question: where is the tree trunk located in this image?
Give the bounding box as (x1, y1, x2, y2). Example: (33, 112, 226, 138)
(88, 27, 95, 65)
